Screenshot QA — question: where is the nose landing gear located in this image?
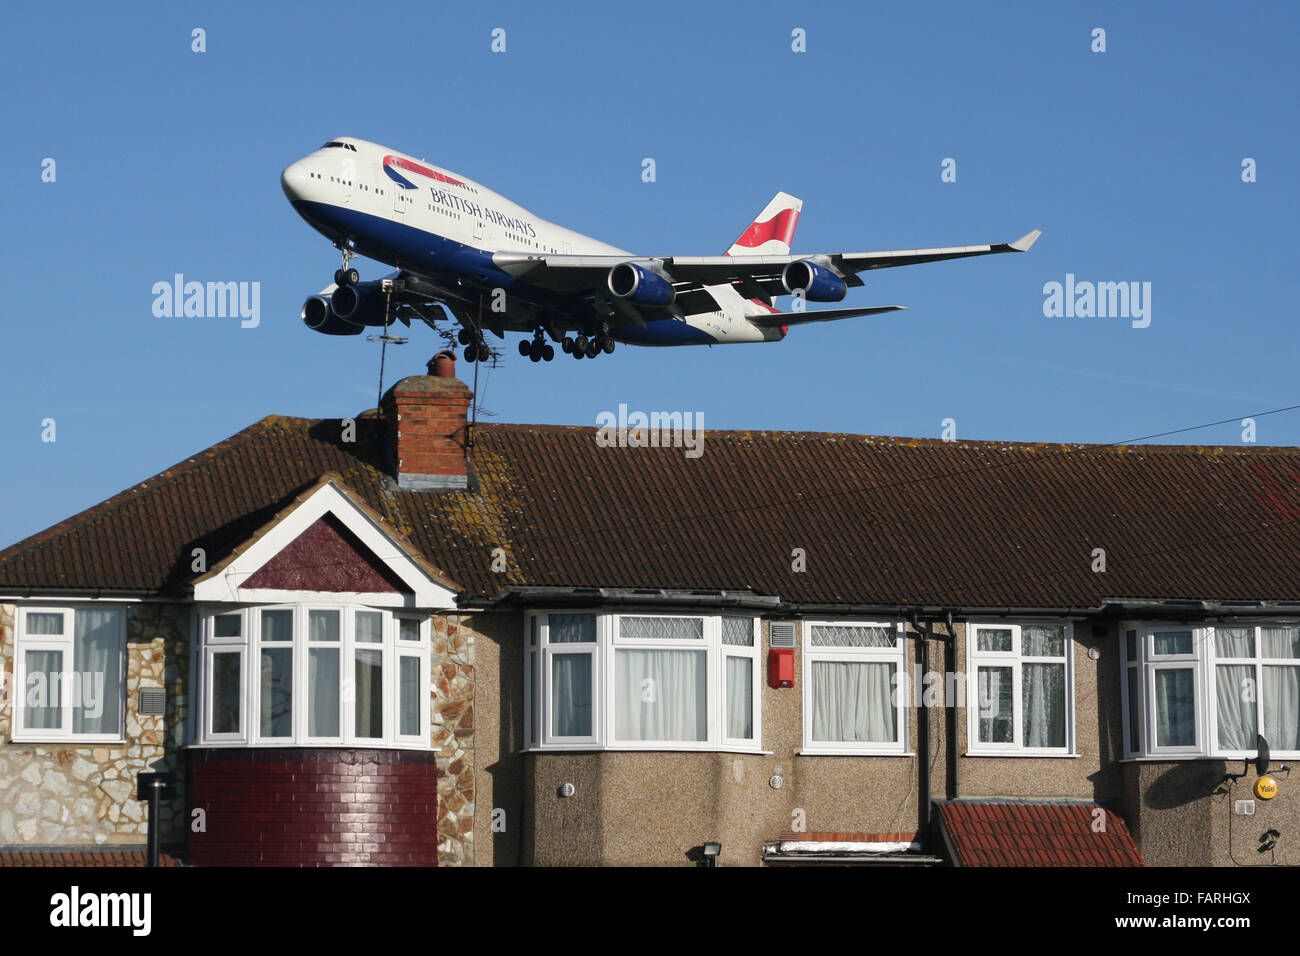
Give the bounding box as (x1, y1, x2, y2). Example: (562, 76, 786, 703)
(333, 247, 360, 287)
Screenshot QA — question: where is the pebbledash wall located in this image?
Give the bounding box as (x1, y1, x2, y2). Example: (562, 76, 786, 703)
(0, 603, 478, 867)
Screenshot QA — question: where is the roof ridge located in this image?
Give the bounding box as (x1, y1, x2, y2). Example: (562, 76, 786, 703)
(475, 421, 1300, 455)
(0, 415, 305, 569)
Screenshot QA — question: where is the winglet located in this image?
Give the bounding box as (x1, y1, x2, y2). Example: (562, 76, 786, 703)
(1009, 229, 1042, 252)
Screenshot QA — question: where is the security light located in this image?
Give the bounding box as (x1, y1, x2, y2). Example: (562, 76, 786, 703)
(702, 842, 722, 867)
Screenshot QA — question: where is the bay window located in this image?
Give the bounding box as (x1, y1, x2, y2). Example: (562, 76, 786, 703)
(13, 606, 125, 742)
(967, 622, 1073, 755)
(802, 621, 907, 755)
(1122, 622, 1300, 759)
(196, 605, 430, 748)
(526, 611, 761, 752)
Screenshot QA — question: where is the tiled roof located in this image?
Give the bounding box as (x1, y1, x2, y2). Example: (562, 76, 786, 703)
(2, 410, 1300, 608)
(0, 845, 183, 866)
(936, 801, 1143, 867)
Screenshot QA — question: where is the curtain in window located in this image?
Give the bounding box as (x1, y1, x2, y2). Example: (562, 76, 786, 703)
(552, 654, 592, 736)
(615, 649, 707, 741)
(24, 650, 62, 730)
(309, 610, 339, 642)
(355, 611, 383, 644)
(354, 649, 383, 738)
(70, 608, 122, 735)
(27, 613, 63, 635)
(211, 653, 241, 735)
(1216, 627, 1255, 658)
(811, 660, 896, 743)
(1262, 626, 1300, 659)
(550, 614, 596, 643)
(1216, 664, 1256, 751)
(726, 656, 753, 739)
(1263, 665, 1300, 751)
(1154, 668, 1195, 746)
(977, 666, 1014, 743)
(260, 648, 293, 737)
(1022, 662, 1065, 747)
(399, 656, 420, 736)
(308, 648, 340, 737)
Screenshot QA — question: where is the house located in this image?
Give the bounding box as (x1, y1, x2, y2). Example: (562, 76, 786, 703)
(1, 355, 1297, 866)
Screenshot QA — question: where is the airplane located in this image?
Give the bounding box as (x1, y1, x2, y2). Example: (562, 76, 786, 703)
(280, 137, 1041, 364)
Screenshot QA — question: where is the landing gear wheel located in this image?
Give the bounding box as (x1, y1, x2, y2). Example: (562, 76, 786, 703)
(344, 268, 360, 286)
(334, 269, 345, 285)
(518, 339, 531, 357)
(542, 344, 554, 361)
(477, 343, 491, 362)
(561, 338, 573, 354)
(585, 339, 600, 358)
(458, 328, 473, 346)
(572, 345, 585, 360)
(574, 334, 588, 353)
(602, 337, 615, 354)
(464, 345, 477, 363)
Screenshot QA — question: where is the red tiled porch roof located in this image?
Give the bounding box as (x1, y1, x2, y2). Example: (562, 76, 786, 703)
(936, 801, 1143, 867)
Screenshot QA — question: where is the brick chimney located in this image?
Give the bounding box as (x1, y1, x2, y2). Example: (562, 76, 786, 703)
(380, 353, 473, 490)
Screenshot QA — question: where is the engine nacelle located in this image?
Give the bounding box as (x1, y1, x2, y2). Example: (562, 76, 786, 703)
(781, 259, 847, 302)
(302, 295, 364, 336)
(330, 281, 392, 326)
(607, 262, 675, 306)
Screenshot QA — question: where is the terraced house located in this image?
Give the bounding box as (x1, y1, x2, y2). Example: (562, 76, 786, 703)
(1, 355, 1297, 867)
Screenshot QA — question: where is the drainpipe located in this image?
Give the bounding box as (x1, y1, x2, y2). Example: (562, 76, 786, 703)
(944, 611, 959, 801)
(136, 772, 175, 867)
(913, 616, 931, 839)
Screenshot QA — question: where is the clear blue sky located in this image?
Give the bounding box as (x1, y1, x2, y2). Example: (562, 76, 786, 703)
(2, 0, 1297, 549)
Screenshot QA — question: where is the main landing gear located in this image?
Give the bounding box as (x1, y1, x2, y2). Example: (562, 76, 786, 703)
(457, 327, 491, 363)
(518, 329, 555, 362)
(560, 323, 617, 361)
(333, 247, 360, 287)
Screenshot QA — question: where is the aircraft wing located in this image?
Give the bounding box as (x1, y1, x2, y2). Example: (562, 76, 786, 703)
(749, 305, 907, 327)
(492, 230, 1041, 295)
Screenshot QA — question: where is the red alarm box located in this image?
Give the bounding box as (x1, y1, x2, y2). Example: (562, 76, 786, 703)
(768, 648, 794, 688)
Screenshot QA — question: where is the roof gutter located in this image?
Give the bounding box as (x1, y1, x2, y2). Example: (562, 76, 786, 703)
(463, 589, 1300, 621)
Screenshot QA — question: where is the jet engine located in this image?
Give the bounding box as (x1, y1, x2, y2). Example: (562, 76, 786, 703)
(781, 259, 847, 302)
(607, 262, 675, 306)
(329, 281, 394, 326)
(302, 294, 364, 335)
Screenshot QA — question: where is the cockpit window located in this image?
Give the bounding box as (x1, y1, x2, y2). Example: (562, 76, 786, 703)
(321, 141, 357, 151)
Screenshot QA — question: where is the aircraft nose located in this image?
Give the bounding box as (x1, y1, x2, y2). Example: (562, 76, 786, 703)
(281, 159, 309, 200)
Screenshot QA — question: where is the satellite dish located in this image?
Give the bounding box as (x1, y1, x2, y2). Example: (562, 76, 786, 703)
(1255, 734, 1271, 776)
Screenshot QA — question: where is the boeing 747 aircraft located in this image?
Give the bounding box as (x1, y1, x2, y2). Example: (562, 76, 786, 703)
(281, 137, 1040, 363)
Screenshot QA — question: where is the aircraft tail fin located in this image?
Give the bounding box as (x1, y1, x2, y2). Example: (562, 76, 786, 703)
(725, 191, 802, 256)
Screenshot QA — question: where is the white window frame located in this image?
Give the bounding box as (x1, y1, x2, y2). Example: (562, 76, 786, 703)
(524, 610, 763, 753)
(539, 611, 600, 749)
(193, 603, 431, 750)
(801, 619, 907, 756)
(720, 616, 761, 749)
(966, 621, 1075, 757)
(1122, 621, 1300, 761)
(12, 605, 127, 743)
